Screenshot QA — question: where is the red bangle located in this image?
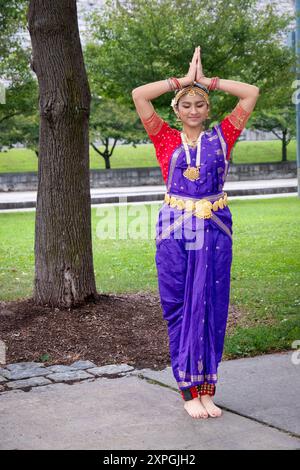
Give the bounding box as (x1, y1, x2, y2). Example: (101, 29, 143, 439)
(170, 77, 182, 90)
(213, 77, 220, 90)
(174, 77, 182, 89)
(208, 77, 215, 90)
(208, 76, 219, 91)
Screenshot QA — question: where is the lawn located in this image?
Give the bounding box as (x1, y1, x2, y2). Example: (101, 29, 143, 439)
(0, 196, 299, 358)
(0, 139, 296, 173)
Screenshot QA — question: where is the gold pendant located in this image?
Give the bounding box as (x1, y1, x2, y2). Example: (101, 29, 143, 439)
(183, 165, 200, 181)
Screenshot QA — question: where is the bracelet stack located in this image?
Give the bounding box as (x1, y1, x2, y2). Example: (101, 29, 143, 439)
(208, 76, 220, 91)
(167, 76, 220, 92)
(167, 77, 183, 91)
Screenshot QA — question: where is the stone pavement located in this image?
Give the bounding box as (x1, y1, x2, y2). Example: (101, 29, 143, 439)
(0, 351, 299, 450)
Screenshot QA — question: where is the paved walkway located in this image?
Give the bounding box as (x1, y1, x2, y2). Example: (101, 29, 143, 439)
(0, 351, 299, 449)
(0, 178, 298, 211)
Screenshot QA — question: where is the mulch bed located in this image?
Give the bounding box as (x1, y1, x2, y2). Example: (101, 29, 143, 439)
(0, 292, 243, 370)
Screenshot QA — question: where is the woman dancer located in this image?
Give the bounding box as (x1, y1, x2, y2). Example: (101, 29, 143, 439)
(132, 46, 259, 419)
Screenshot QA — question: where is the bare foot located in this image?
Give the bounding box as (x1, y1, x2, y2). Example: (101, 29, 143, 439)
(184, 397, 209, 419)
(200, 395, 222, 417)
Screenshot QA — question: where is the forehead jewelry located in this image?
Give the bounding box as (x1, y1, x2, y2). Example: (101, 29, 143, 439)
(171, 83, 210, 114)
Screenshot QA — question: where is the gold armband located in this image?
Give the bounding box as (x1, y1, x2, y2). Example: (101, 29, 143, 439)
(228, 101, 251, 130)
(141, 110, 164, 136)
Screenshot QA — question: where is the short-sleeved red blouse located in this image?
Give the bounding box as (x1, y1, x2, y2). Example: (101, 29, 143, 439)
(140, 101, 251, 184)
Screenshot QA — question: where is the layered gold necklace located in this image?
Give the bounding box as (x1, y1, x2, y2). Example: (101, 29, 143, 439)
(181, 131, 204, 182)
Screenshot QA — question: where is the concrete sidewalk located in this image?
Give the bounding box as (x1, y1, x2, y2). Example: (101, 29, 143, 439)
(0, 178, 297, 211)
(0, 350, 299, 450)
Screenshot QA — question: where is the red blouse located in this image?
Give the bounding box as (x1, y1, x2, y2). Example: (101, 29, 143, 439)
(140, 101, 251, 184)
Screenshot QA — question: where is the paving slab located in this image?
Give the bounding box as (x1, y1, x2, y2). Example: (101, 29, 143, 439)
(133, 350, 300, 437)
(0, 374, 299, 450)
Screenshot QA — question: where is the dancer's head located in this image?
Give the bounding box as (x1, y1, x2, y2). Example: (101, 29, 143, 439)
(171, 84, 210, 128)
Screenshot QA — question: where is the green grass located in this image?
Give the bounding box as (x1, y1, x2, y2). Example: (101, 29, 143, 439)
(0, 139, 296, 173)
(0, 196, 299, 359)
(223, 196, 300, 357)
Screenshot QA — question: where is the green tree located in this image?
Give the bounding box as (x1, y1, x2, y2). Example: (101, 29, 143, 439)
(90, 95, 146, 169)
(250, 106, 296, 162)
(0, 0, 39, 153)
(0, 0, 28, 67)
(0, 112, 39, 156)
(84, 0, 295, 130)
(0, 79, 38, 151)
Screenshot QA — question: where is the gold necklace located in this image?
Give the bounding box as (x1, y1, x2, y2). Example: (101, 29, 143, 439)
(181, 131, 204, 181)
(183, 131, 204, 148)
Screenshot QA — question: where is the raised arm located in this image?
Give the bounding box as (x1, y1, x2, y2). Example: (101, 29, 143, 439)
(195, 46, 259, 128)
(204, 76, 259, 159)
(132, 76, 190, 123)
(132, 78, 190, 136)
(131, 48, 199, 133)
(199, 77, 259, 112)
(198, 76, 260, 136)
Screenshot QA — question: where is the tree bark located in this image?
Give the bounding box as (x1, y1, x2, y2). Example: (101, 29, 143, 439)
(27, 0, 97, 307)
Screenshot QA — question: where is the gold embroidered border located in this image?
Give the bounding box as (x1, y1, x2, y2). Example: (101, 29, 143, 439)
(168, 191, 224, 203)
(140, 110, 164, 136)
(179, 369, 218, 381)
(227, 101, 251, 130)
(214, 123, 230, 180)
(156, 210, 194, 245)
(214, 124, 227, 161)
(167, 146, 183, 192)
(210, 213, 232, 241)
(178, 372, 218, 388)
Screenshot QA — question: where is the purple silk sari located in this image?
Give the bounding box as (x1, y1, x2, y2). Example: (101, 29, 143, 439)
(155, 124, 233, 391)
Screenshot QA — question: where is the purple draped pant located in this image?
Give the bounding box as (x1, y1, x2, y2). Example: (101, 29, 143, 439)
(155, 205, 233, 392)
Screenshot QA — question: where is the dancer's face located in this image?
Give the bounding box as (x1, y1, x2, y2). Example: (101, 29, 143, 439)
(177, 94, 209, 128)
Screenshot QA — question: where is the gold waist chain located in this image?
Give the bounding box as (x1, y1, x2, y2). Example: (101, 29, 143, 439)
(164, 192, 229, 219)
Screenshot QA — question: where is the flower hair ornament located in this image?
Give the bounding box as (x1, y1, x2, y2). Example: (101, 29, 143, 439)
(171, 82, 210, 120)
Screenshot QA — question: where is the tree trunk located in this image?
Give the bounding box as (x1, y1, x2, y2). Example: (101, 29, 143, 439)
(282, 130, 287, 162)
(104, 153, 111, 169)
(27, 0, 97, 307)
(103, 138, 111, 169)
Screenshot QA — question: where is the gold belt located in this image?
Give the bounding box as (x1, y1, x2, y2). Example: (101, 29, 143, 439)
(164, 192, 229, 219)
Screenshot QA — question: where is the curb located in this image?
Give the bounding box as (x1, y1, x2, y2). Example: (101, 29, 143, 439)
(0, 361, 137, 394)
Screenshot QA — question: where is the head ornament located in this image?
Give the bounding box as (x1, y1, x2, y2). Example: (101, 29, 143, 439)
(171, 82, 210, 117)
